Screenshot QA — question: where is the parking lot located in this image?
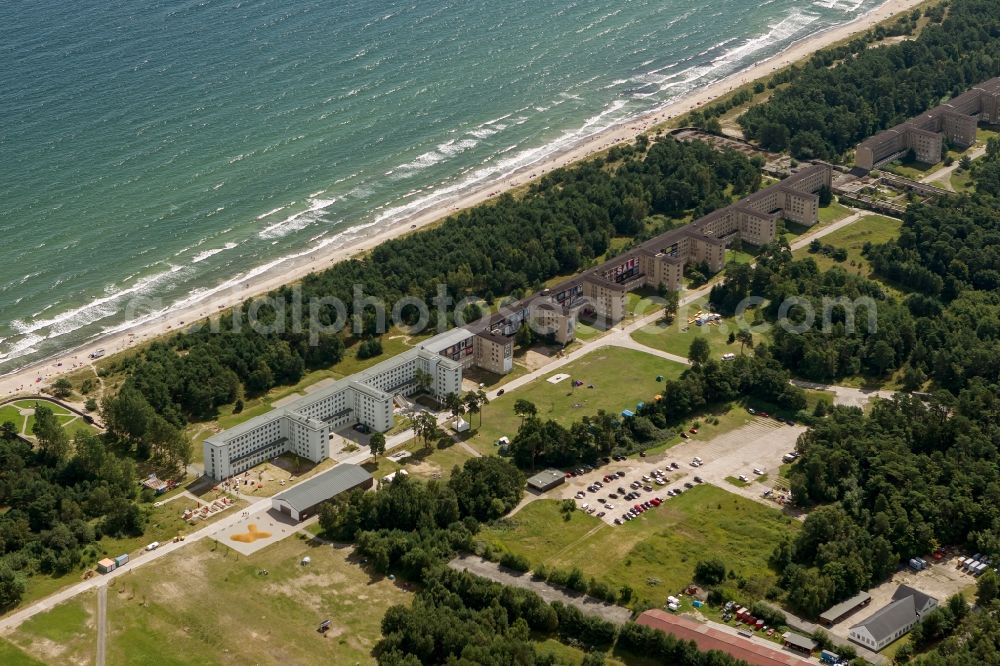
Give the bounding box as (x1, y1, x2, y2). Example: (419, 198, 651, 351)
(554, 415, 804, 525)
(827, 554, 978, 641)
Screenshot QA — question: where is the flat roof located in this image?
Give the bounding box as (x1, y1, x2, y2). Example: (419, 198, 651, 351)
(782, 632, 818, 651)
(420, 327, 475, 353)
(273, 464, 372, 512)
(205, 408, 288, 446)
(820, 591, 871, 623)
(637, 610, 812, 666)
(526, 469, 565, 488)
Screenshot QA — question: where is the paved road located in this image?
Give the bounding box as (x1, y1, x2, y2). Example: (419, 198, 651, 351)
(0, 493, 273, 633)
(96, 584, 107, 666)
(448, 554, 633, 624)
(758, 601, 885, 665)
(790, 379, 895, 409)
(919, 143, 987, 190)
(0, 204, 886, 632)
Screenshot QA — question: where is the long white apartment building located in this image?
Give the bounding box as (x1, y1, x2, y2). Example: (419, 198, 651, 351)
(203, 343, 462, 480)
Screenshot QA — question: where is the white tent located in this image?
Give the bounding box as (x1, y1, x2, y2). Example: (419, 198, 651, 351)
(453, 417, 470, 433)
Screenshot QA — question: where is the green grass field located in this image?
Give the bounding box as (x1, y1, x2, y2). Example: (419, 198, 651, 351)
(480, 485, 798, 609)
(792, 214, 902, 276)
(950, 168, 974, 193)
(10, 537, 413, 666)
(630, 296, 767, 362)
(119, 538, 407, 664)
(0, 639, 43, 666)
(0, 399, 97, 439)
(9, 593, 96, 665)
(465, 347, 687, 455)
(817, 200, 853, 225)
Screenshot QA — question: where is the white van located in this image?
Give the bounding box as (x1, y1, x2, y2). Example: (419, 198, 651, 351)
(145, 541, 160, 551)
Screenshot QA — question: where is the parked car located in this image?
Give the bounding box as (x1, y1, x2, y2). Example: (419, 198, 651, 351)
(738, 475, 749, 482)
(753, 468, 764, 475)
(747, 407, 756, 414)
(684, 482, 693, 489)
(616, 470, 626, 478)
(689, 427, 698, 434)
(613, 518, 621, 525)
(496, 389, 505, 396)
(597, 511, 605, 518)
(643, 485, 653, 492)
(670, 462, 680, 470)
(693, 476, 703, 483)
(680, 432, 689, 439)
(609, 493, 618, 499)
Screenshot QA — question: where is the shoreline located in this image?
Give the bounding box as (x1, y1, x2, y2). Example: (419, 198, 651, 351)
(0, 0, 928, 398)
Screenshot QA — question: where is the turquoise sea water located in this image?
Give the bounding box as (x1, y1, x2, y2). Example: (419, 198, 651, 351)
(0, 0, 882, 373)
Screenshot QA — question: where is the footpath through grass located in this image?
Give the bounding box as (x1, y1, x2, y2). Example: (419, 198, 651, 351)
(480, 484, 798, 610)
(12, 537, 413, 666)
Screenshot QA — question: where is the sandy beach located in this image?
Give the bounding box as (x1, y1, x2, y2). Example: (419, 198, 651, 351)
(0, 0, 927, 398)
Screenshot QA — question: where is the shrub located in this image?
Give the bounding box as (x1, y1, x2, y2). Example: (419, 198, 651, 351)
(694, 558, 727, 585)
(499, 551, 530, 572)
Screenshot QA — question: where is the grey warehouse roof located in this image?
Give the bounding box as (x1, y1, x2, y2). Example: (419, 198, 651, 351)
(820, 591, 871, 623)
(274, 464, 372, 511)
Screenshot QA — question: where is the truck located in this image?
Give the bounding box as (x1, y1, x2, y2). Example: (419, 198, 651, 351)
(820, 650, 840, 665)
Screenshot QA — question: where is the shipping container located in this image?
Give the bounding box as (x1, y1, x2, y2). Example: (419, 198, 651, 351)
(114, 554, 129, 567)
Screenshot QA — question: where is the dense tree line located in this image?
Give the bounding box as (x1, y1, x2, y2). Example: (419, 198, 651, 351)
(376, 566, 760, 665)
(110, 137, 757, 424)
(739, 0, 1000, 159)
(318, 457, 523, 579)
(710, 244, 916, 382)
(762, 184, 1000, 617)
(0, 420, 145, 609)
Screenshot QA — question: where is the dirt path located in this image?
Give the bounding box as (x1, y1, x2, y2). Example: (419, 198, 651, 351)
(96, 584, 107, 666)
(448, 554, 632, 625)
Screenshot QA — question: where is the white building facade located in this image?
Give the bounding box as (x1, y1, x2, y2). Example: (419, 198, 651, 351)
(203, 343, 462, 480)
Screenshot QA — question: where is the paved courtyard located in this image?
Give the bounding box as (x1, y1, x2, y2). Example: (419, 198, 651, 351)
(213, 508, 302, 556)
